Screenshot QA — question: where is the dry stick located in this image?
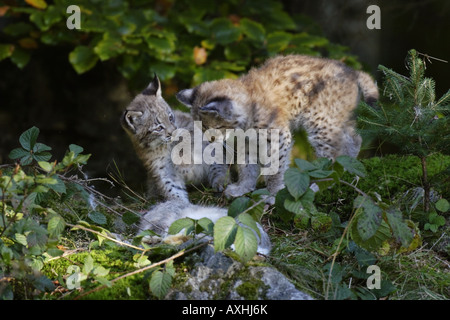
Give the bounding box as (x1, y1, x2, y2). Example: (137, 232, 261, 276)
(67, 223, 147, 252)
(74, 240, 210, 299)
(312, 178, 370, 198)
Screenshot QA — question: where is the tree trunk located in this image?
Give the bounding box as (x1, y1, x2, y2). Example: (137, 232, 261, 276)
(420, 156, 430, 212)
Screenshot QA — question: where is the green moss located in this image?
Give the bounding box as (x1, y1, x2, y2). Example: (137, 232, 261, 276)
(235, 278, 267, 300)
(315, 153, 450, 219)
(42, 248, 151, 300)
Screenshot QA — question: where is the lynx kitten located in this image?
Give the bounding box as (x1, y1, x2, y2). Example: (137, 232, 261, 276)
(121, 75, 229, 202)
(176, 54, 378, 198)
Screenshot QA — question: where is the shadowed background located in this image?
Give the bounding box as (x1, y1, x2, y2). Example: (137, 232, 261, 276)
(1, 0, 448, 196)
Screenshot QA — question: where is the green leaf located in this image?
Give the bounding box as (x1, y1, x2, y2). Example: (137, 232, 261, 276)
(33, 142, 52, 153)
(69, 144, 84, 157)
(168, 218, 195, 235)
(275, 188, 294, 222)
(15, 233, 28, 246)
(74, 154, 91, 165)
(294, 158, 317, 172)
(350, 218, 391, 252)
(209, 18, 241, 45)
(8, 148, 29, 160)
(93, 266, 110, 278)
(19, 126, 39, 151)
(122, 211, 140, 225)
(94, 34, 124, 61)
(26, 226, 48, 248)
(38, 161, 53, 172)
(47, 248, 64, 257)
(10, 47, 31, 69)
(237, 213, 260, 237)
(284, 198, 305, 215)
(240, 18, 265, 43)
(83, 255, 94, 275)
(0, 44, 15, 61)
(149, 61, 177, 81)
(228, 197, 251, 218)
(3, 22, 34, 37)
(146, 35, 176, 54)
(150, 270, 172, 299)
(308, 169, 334, 178)
(48, 215, 65, 237)
(353, 196, 383, 241)
(224, 43, 251, 62)
(385, 207, 413, 247)
(435, 199, 449, 212)
(69, 46, 99, 74)
(47, 177, 66, 194)
(33, 151, 52, 162)
(266, 31, 292, 53)
(234, 225, 258, 263)
(88, 211, 107, 225)
(25, 0, 48, 10)
(197, 217, 214, 234)
(335, 155, 367, 177)
(284, 168, 310, 200)
(214, 216, 238, 252)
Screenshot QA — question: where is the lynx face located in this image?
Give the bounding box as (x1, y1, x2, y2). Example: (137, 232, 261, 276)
(121, 75, 177, 149)
(176, 79, 249, 139)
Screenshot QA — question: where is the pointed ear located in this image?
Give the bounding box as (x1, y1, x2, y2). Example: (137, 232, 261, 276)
(142, 74, 161, 97)
(176, 88, 195, 108)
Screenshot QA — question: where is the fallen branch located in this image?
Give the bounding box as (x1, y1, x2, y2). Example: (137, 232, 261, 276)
(67, 223, 147, 252)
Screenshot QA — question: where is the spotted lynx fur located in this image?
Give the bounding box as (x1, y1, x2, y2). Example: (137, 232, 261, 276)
(121, 75, 229, 202)
(176, 54, 378, 198)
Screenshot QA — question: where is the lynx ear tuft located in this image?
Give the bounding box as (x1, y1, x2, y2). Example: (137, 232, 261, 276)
(142, 74, 161, 97)
(176, 88, 195, 108)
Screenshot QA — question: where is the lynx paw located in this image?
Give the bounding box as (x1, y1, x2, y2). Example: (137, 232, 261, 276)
(224, 184, 254, 198)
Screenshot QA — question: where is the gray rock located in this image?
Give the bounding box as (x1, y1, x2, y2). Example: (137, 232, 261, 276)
(167, 244, 313, 300)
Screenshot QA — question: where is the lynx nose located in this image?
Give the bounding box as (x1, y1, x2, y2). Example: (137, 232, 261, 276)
(166, 123, 176, 136)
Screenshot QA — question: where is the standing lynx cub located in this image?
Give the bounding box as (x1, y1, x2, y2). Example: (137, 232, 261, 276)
(121, 75, 229, 202)
(176, 54, 378, 198)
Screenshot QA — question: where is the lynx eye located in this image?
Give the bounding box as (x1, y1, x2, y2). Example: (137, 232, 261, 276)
(154, 125, 164, 132)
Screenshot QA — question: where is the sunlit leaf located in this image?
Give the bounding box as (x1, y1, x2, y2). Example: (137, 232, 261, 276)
(214, 216, 237, 252)
(168, 218, 194, 235)
(234, 225, 258, 262)
(25, 0, 47, 10)
(150, 270, 172, 299)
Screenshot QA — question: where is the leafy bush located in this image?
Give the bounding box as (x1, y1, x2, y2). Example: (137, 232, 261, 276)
(0, 127, 91, 299)
(0, 0, 361, 90)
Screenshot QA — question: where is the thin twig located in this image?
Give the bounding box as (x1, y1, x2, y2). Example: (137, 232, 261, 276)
(67, 223, 147, 252)
(312, 178, 370, 198)
(416, 51, 448, 64)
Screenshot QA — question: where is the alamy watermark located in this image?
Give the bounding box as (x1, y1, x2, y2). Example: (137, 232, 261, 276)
(66, 5, 81, 30)
(366, 5, 381, 29)
(366, 265, 381, 289)
(171, 122, 280, 176)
